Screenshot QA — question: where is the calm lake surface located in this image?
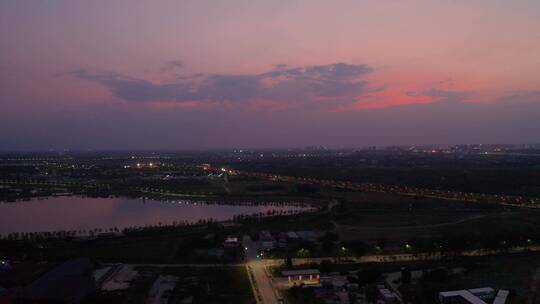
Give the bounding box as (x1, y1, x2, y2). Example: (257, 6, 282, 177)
(0, 196, 312, 234)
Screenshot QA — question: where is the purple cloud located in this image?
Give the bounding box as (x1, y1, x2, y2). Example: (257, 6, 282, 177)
(71, 63, 373, 108)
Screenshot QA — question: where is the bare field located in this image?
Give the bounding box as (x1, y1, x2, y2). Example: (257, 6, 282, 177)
(323, 191, 540, 246)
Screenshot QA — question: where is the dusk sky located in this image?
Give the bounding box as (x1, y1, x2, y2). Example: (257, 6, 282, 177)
(1, 1, 540, 150)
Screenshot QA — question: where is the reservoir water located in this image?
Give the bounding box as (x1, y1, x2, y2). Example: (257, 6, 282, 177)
(0, 196, 312, 234)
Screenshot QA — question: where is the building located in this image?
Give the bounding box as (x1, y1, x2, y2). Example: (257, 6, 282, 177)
(439, 287, 509, 304)
(284, 230, 319, 243)
(371, 283, 401, 304)
(493, 290, 509, 304)
(285, 231, 299, 240)
(217, 221, 241, 229)
(260, 230, 276, 250)
(295, 231, 319, 242)
(17, 258, 95, 304)
(223, 237, 239, 248)
(379, 287, 400, 304)
(281, 269, 320, 285)
(259, 230, 273, 241)
(261, 240, 276, 250)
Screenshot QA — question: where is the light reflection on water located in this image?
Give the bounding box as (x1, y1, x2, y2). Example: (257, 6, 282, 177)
(0, 196, 312, 234)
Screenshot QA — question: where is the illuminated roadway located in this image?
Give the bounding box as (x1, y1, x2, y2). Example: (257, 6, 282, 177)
(205, 166, 540, 208)
(243, 236, 280, 304)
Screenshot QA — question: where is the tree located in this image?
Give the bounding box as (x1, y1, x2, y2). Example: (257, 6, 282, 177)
(319, 259, 333, 273)
(285, 255, 293, 269)
(401, 267, 411, 285)
(376, 237, 387, 252)
(342, 240, 367, 257)
(320, 232, 338, 256)
(296, 248, 310, 259)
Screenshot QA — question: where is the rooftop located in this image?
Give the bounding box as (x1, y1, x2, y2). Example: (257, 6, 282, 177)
(20, 258, 95, 303)
(281, 269, 320, 276)
(439, 287, 507, 304)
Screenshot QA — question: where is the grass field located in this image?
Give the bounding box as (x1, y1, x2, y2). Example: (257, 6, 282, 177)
(318, 191, 540, 249)
(75, 236, 180, 263)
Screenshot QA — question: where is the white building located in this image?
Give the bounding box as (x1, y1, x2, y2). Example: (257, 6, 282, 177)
(439, 287, 509, 304)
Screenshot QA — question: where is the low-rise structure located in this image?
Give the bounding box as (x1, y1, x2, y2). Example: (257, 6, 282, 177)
(260, 230, 276, 250)
(376, 284, 400, 304)
(281, 269, 320, 285)
(439, 287, 509, 304)
(100, 264, 138, 291)
(262, 240, 276, 250)
(223, 237, 239, 248)
(493, 290, 509, 304)
(286, 231, 299, 240)
(147, 275, 178, 304)
(295, 231, 319, 242)
(17, 258, 95, 304)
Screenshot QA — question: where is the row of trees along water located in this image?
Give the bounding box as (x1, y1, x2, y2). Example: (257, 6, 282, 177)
(0, 207, 316, 241)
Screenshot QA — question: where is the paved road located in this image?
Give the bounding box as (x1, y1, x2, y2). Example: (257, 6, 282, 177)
(259, 245, 540, 268)
(215, 167, 540, 208)
(107, 263, 243, 267)
(334, 213, 491, 233)
(243, 236, 280, 304)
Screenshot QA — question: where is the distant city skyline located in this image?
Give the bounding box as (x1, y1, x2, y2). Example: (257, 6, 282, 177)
(1, 1, 539, 150)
